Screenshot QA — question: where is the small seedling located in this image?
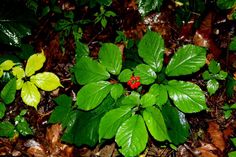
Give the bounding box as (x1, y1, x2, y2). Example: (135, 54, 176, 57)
(94, 6, 116, 28)
(222, 103, 236, 119)
(202, 59, 228, 95)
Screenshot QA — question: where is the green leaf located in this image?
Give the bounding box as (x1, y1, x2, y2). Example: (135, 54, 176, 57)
(140, 93, 156, 107)
(116, 115, 148, 157)
(30, 72, 62, 91)
(214, 70, 228, 80)
(228, 151, 236, 157)
(207, 79, 219, 95)
(208, 60, 220, 74)
(25, 51, 46, 77)
(75, 41, 89, 60)
(0, 102, 6, 119)
(77, 81, 112, 110)
(229, 36, 236, 51)
(101, 17, 107, 28)
(74, 57, 110, 85)
(224, 110, 232, 119)
(21, 81, 40, 109)
(226, 75, 236, 98)
(111, 84, 124, 100)
(143, 106, 169, 141)
(162, 103, 190, 145)
(105, 11, 116, 17)
(118, 69, 133, 82)
(137, 0, 163, 16)
(0, 0, 36, 47)
(0, 121, 15, 138)
(165, 45, 206, 76)
(0, 60, 15, 71)
(0, 69, 3, 78)
(202, 71, 211, 80)
(166, 80, 207, 113)
(149, 84, 168, 107)
(99, 43, 122, 75)
(231, 138, 236, 146)
(216, 0, 236, 9)
(134, 64, 156, 85)
(121, 91, 140, 107)
(15, 115, 33, 136)
(99, 107, 132, 140)
(12, 66, 25, 79)
(54, 19, 71, 31)
(62, 95, 116, 147)
(48, 94, 75, 128)
(1, 78, 16, 104)
(230, 103, 236, 109)
(138, 31, 164, 72)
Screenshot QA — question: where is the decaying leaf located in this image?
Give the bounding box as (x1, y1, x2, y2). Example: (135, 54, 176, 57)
(207, 121, 226, 152)
(196, 142, 218, 157)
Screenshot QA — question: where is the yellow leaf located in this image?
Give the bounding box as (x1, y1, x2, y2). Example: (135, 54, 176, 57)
(25, 50, 46, 77)
(30, 72, 62, 91)
(21, 81, 40, 109)
(12, 66, 25, 79)
(0, 60, 15, 71)
(16, 79, 24, 90)
(0, 69, 3, 78)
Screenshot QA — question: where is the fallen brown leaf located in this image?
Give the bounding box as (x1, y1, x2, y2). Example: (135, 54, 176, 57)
(207, 121, 226, 152)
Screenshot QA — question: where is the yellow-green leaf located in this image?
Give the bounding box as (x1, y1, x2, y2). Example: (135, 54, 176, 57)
(25, 50, 46, 77)
(0, 60, 15, 71)
(30, 72, 62, 91)
(12, 66, 25, 79)
(21, 81, 40, 109)
(16, 79, 24, 90)
(0, 69, 3, 78)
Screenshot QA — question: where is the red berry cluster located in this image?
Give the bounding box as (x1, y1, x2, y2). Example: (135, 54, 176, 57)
(127, 76, 141, 89)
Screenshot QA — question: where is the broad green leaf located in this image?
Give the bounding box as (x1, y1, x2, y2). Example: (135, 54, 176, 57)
(165, 45, 206, 76)
(12, 66, 25, 79)
(224, 110, 232, 119)
(121, 91, 140, 107)
(138, 31, 164, 72)
(0, 121, 15, 138)
(21, 81, 40, 108)
(48, 94, 75, 128)
(15, 115, 33, 136)
(30, 72, 62, 91)
(141, 93, 156, 107)
(229, 151, 236, 157)
(99, 107, 132, 140)
(0, 0, 36, 47)
(231, 138, 236, 146)
(25, 50, 46, 77)
(116, 115, 148, 157)
(137, 0, 163, 16)
(202, 71, 211, 80)
(74, 57, 110, 85)
(166, 80, 207, 113)
(216, 0, 236, 9)
(230, 103, 236, 109)
(75, 41, 89, 60)
(207, 79, 219, 95)
(208, 60, 220, 74)
(0, 102, 6, 119)
(143, 106, 169, 141)
(99, 43, 122, 75)
(62, 95, 116, 147)
(1, 78, 16, 104)
(118, 69, 133, 82)
(162, 104, 190, 145)
(215, 70, 228, 80)
(111, 84, 124, 100)
(149, 84, 168, 107)
(229, 36, 236, 51)
(0, 60, 15, 70)
(77, 81, 112, 110)
(226, 75, 236, 98)
(134, 64, 156, 85)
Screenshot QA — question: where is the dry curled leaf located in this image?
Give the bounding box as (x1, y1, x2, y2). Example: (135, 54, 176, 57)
(207, 121, 226, 152)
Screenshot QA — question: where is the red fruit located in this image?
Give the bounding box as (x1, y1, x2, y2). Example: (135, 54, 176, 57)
(127, 76, 141, 89)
